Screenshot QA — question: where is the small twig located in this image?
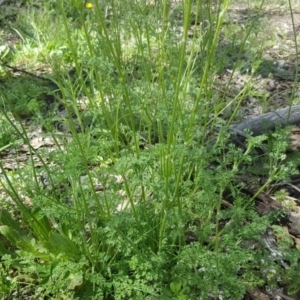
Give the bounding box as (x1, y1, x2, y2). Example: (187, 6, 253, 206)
(273, 291, 296, 300)
(262, 227, 289, 269)
(272, 181, 300, 203)
(0, 61, 52, 82)
(282, 182, 300, 197)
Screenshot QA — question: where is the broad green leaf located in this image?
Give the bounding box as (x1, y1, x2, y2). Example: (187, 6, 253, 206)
(170, 282, 182, 294)
(0, 209, 21, 232)
(0, 240, 10, 255)
(0, 225, 22, 245)
(45, 232, 79, 258)
(0, 226, 52, 261)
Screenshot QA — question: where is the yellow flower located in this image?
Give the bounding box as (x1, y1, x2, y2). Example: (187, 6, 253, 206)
(86, 2, 93, 9)
(147, 1, 155, 6)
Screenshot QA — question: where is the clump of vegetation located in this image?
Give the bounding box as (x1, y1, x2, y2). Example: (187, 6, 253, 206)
(1, 0, 300, 299)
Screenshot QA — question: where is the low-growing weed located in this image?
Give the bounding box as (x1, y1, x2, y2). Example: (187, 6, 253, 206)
(1, 0, 300, 299)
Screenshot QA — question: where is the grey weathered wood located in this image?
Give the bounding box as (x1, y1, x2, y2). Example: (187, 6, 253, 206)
(230, 105, 300, 142)
(231, 107, 300, 241)
(287, 211, 300, 238)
